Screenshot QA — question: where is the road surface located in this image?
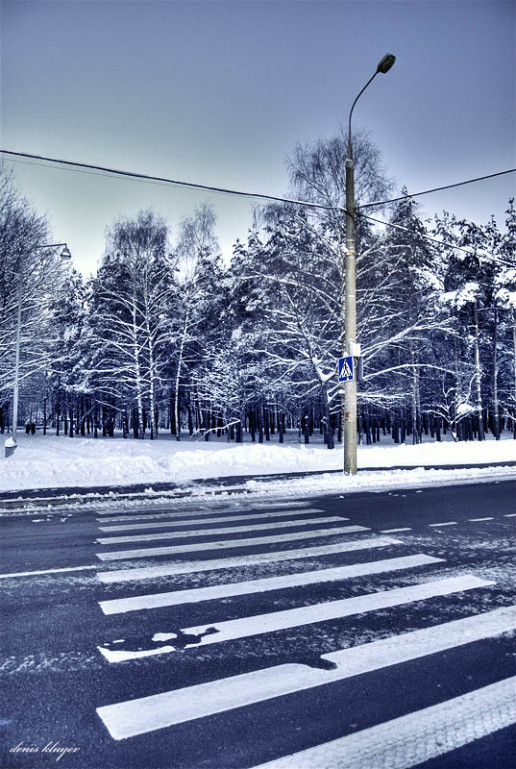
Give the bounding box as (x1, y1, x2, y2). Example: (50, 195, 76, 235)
(1, 480, 515, 768)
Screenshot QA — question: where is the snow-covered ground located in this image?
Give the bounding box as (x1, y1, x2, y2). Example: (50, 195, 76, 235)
(0, 432, 514, 497)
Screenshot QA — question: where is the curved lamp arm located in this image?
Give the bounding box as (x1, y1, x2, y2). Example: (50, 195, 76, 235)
(347, 53, 396, 159)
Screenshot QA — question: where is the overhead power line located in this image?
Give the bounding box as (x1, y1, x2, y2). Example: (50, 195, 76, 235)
(0, 149, 337, 212)
(359, 213, 513, 267)
(2, 148, 514, 215)
(1, 148, 513, 266)
(359, 169, 516, 209)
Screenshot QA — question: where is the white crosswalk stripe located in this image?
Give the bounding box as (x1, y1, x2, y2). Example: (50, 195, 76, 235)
(250, 675, 516, 769)
(98, 553, 443, 614)
(95, 500, 315, 519)
(97, 575, 493, 662)
(96, 516, 346, 544)
(98, 508, 336, 531)
(94, 501, 511, 766)
(95, 524, 369, 561)
(96, 605, 516, 739)
(97, 536, 402, 582)
(97, 504, 323, 525)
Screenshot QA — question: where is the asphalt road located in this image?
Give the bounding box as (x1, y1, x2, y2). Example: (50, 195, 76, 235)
(1, 480, 515, 769)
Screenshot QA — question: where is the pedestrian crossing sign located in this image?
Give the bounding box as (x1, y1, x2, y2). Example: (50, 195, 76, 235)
(338, 356, 354, 382)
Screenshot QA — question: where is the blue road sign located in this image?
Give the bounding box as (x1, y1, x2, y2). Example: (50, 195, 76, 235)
(338, 356, 354, 382)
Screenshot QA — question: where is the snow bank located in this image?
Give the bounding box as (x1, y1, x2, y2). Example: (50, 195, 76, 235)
(0, 432, 514, 494)
(245, 465, 516, 499)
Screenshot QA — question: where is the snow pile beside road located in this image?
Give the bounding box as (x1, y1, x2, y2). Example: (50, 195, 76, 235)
(0, 433, 514, 494)
(245, 464, 516, 498)
(356, 439, 515, 468)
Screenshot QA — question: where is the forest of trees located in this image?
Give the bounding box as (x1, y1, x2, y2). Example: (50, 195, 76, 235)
(1, 132, 515, 448)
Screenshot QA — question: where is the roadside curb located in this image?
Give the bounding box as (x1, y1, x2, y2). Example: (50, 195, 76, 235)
(0, 489, 194, 513)
(1, 461, 515, 514)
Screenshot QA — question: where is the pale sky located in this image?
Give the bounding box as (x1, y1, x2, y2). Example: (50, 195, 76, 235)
(1, 0, 515, 277)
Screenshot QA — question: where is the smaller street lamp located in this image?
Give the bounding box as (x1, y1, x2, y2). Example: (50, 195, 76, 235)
(6, 243, 72, 456)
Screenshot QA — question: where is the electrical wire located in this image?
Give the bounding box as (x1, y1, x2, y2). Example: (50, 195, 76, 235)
(2, 149, 514, 216)
(359, 169, 516, 209)
(359, 212, 514, 268)
(0, 149, 336, 212)
(1, 148, 514, 266)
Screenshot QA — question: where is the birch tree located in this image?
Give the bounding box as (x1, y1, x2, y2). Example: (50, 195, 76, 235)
(490, 200, 516, 436)
(0, 165, 65, 431)
(171, 203, 224, 439)
(87, 211, 174, 438)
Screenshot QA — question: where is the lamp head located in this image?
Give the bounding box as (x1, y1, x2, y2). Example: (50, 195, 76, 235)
(377, 53, 396, 74)
(59, 246, 72, 260)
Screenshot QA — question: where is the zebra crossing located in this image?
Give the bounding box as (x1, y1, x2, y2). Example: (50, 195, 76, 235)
(98, 554, 443, 615)
(93, 498, 516, 767)
(251, 675, 516, 769)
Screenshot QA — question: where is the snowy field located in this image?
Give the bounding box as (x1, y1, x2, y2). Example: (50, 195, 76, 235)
(0, 431, 514, 497)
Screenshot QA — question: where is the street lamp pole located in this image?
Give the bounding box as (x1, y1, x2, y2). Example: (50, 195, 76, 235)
(343, 53, 395, 475)
(9, 243, 71, 451)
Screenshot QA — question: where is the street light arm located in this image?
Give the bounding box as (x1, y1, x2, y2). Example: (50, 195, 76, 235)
(33, 243, 72, 259)
(347, 71, 378, 157)
(34, 242, 69, 250)
(347, 53, 396, 159)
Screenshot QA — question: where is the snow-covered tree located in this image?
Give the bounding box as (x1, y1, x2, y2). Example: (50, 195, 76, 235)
(86, 210, 175, 438)
(47, 267, 88, 436)
(0, 164, 66, 432)
(171, 203, 226, 439)
(491, 200, 516, 436)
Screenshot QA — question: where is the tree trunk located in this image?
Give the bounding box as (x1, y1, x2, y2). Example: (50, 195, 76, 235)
(472, 300, 485, 440)
(513, 308, 516, 438)
(410, 340, 422, 445)
(278, 411, 284, 443)
(236, 415, 243, 443)
(322, 387, 335, 450)
(258, 407, 264, 444)
(303, 413, 310, 444)
(43, 394, 47, 436)
(492, 306, 500, 439)
(130, 293, 145, 439)
(174, 309, 189, 441)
